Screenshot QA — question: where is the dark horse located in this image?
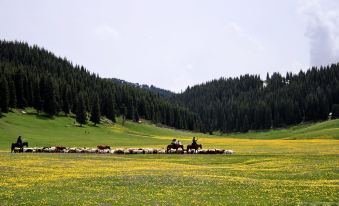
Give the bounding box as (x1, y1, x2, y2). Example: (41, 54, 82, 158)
(187, 144, 202, 153)
(11, 142, 28, 153)
(166, 144, 184, 153)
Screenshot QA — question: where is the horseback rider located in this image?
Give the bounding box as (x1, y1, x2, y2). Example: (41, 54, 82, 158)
(192, 136, 198, 146)
(17, 136, 22, 146)
(171, 139, 178, 145)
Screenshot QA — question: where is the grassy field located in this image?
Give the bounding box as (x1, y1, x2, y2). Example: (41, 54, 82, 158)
(0, 109, 338, 205)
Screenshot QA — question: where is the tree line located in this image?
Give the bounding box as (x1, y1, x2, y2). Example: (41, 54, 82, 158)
(0, 40, 201, 130)
(1, 40, 338, 134)
(171, 65, 339, 133)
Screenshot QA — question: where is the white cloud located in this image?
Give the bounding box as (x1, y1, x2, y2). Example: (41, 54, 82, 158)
(94, 24, 120, 38)
(299, 0, 339, 66)
(225, 22, 264, 52)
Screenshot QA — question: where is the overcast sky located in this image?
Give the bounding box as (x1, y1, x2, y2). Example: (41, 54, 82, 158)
(1, 0, 339, 92)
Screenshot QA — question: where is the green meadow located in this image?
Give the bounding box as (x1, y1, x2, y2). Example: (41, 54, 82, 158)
(0, 109, 338, 205)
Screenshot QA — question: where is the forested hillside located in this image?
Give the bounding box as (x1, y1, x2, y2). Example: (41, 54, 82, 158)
(111, 78, 175, 98)
(0, 40, 201, 130)
(1, 40, 338, 134)
(171, 65, 339, 133)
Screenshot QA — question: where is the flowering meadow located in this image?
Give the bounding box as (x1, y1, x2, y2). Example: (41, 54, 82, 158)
(0, 111, 338, 205)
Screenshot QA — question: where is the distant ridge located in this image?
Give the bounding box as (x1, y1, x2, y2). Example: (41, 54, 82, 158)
(110, 78, 175, 98)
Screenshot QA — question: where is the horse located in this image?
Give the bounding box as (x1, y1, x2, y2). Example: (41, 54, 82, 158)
(11, 142, 28, 153)
(187, 144, 202, 153)
(97, 145, 110, 150)
(166, 144, 184, 153)
(55, 146, 66, 152)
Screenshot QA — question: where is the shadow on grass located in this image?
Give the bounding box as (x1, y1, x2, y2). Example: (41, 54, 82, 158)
(26, 111, 55, 120)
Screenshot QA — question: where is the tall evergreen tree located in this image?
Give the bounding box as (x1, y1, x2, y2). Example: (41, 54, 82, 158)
(0, 77, 9, 113)
(7, 76, 16, 108)
(15, 70, 26, 108)
(241, 115, 249, 132)
(43, 77, 57, 116)
(62, 85, 71, 115)
(332, 104, 339, 119)
(90, 96, 101, 125)
(105, 93, 116, 123)
(33, 80, 42, 113)
(76, 94, 87, 126)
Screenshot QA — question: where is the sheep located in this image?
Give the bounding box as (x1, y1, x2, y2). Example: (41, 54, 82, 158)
(157, 149, 166, 154)
(23, 148, 33, 153)
(68, 148, 77, 153)
(114, 149, 124, 154)
(224, 150, 234, 154)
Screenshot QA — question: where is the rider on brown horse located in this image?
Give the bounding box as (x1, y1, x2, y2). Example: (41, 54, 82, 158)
(192, 137, 198, 146)
(17, 136, 23, 146)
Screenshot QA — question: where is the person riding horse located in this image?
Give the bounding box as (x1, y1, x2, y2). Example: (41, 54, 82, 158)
(187, 137, 202, 153)
(167, 138, 184, 153)
(17, 136, 22, 146)
(192, 137, 198, 146)
(11, 136, 28, 153)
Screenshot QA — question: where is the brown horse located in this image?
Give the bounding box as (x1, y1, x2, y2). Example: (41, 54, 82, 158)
(97, 145, 110, 150)
(187, 144, 202, 153)
(166, 144, 184, 153)
(11, 142, 28, 153)
(55, 146, 66, 152)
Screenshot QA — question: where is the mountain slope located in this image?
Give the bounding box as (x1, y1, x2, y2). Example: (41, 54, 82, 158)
(171, 68, 339, 133)
(0, 40, 200, 131)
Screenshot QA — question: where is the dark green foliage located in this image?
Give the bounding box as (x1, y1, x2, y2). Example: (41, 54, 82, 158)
(1, 40, 338, 133)
(90, 96, 100, 125)
(7, 76, 16, 108)
(43, 76, 58, 116)
(332, 104, 339, 119)
(62, 85, 71, 115)
(172, 65, 339, 132)
(241, 115, 249, 133)
(0, 40, 199, 131)
(14, 70, 26, 108)
(76, 94, 87, 126)
(0, 77, 9, 112)
(102, 92, 116, 123)
(33, 80, 42, 112)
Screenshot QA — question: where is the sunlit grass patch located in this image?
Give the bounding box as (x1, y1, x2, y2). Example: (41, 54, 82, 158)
(0, 153, 338, 205)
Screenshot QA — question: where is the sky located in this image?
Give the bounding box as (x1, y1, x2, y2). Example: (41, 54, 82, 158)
(0, 0, 339, 92)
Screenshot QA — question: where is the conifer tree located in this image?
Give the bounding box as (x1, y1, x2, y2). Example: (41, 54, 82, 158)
(241, 115, 249, 132)
(43, 77, 57, 116)
(76, 94, 87, 126)
(105, 93, 116, 123)
(33, 81, 42, 113)
(62, 86, 71, 115)
(90, 96, 101, 125)
(15, 70, 26, 108)
(332, 104, 339, 119)
(0, 77, 9, 113)
(7, 77, 16, 108)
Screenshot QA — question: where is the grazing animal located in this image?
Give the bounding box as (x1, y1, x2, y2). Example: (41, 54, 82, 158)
(11, 142, 28, 153)
(187, 144, 202, 153)
(55, 146, 66, 152)
(97, 145, 110, 150)
(166, 144, 184, 153)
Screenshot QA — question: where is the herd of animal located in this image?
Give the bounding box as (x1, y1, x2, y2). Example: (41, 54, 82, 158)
(11, 144, 234, 155)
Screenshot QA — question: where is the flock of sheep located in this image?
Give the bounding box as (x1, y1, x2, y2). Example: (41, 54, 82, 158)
(19, 146, 234, 155)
